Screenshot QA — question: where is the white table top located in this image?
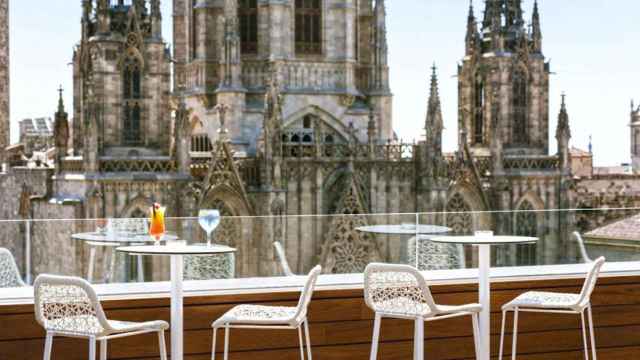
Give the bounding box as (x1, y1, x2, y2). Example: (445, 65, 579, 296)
(72, 232, 178, 244)
(429, 235, 538, 245)
(356, 224, 451, 235)
(116, 244, 237, 256)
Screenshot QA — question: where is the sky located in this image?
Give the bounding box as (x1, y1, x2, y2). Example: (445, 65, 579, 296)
(8, 0, 640, 166)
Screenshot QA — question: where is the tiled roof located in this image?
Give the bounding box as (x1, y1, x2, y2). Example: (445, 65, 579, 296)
(585, 213, 640, 242)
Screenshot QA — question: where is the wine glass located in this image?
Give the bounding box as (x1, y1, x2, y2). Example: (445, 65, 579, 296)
(198, 209, 221, 247)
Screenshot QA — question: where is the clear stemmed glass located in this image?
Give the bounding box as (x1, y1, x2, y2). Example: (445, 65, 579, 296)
(198, 209, 221, 247)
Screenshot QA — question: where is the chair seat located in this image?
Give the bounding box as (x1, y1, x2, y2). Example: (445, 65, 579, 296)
(212, 304, 299, 328)
(375, 298, 481, 319)
(503, 291, 581, 310)
(107, 319, 169, 334)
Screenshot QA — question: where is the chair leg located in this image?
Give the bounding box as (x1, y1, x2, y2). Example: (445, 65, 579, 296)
(499, 310, 507, 360)
(87, 247, 96, 282)
(511, 308, 519, 360)
(223, 326, 230, 360)
(43, 332, 53, 360)
(414, 318, 424, 360)
(304, 320, 313, 360)
(211, 327, 218, 360)
(472, 313, 481, 360)
(89, 337, 96, 360)
(298, 325, 305, 360)
(158, 330, 167, 360)
(588, 305, 597, 360)
(580, 311, 589, 360)
(99, 339, 107, 360)
(370, 313, 382, 360)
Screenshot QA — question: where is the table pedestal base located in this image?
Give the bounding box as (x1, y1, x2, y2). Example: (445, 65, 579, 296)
(170, 255, 184, 360)
(478, 244, 491, 360)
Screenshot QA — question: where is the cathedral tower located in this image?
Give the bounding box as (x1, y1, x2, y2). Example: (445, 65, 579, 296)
(174, 0, 394, 155)
(73, 0, 172, 168)
(459, 0, 550, 157)
(0, 0, 9, 161)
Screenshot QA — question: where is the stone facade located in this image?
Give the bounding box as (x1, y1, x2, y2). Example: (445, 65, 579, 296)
(0, 0, 9, 162)
(3, 0, 632, 282)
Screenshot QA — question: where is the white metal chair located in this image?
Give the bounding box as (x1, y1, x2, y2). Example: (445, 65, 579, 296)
(364, 263, 481, 360)
(34, 274, 168, 360)
(211, 265, 322, 360)
(574, 231, 594, 263)
(274, 241, 295, 276)
(499, 257, 606, 360)
(0, 247, 26, 287)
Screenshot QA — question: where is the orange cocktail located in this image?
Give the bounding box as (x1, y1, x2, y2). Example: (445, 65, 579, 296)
(149, 203, 166, 242)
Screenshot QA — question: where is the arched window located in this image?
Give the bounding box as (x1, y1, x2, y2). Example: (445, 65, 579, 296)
(446, 193, 473, 235)
(295, 0, 322, 54)
(123, 57, 141, 100)
(239, 0, 258, 54)
(473, 74, 485, 145)
(123, 56, 142, 145)
(515, 200, 538, 265)
(123, 103, 142, 145)
(512, 68, 528, 144)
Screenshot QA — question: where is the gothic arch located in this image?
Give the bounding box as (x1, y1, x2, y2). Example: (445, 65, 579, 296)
(190, 115, 203, 133)
(119, 195, 152, 218)
(512, 63, 529, 145)
(283, 105, 351, 142)
(445, 184, 491, 234)
(514, 191, 545, 237)
(322, 167, 369, 214)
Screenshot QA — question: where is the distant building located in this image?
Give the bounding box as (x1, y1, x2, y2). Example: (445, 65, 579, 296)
(19, 117, 54, 152)
(631, 101, 640, 172)
(571, 147, 593, 178)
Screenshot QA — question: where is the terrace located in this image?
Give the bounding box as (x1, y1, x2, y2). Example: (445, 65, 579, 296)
(1, 208, 640, 360)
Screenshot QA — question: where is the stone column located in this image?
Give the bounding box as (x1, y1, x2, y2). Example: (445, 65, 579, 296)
(0, 0, 9, 164)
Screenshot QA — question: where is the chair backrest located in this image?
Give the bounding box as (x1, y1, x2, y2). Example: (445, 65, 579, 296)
(33, 274, 111, 335)
(364, 263, 438, 317)
(577, 256, 606, 306)
(294, 265, 322, 321)
(0, 248, 25, 288)
(273, 241, 295, 276)
(573, 232, 593, 263)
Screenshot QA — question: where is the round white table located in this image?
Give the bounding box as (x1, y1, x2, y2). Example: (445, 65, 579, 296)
(429, 235, 538, 360)
(72, 232, 178, 283)
(355, 224, 451, 235)
(357, 225, 452, 267)
(116, 244, 237, 360)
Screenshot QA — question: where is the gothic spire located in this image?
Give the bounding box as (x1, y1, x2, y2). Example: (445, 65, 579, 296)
(531, 0, 542, 53)
(556, 93, 571, 140)
(425, 64, 443, 155)
(82, 0, 93, 21)
(482, 0, 502, 31)
(465, 1, 480, 55)
(372, 0, 389, 91)
(505, 0, 524, 28)
(56, 85, 65, 114)
(150, 0, 162, 38)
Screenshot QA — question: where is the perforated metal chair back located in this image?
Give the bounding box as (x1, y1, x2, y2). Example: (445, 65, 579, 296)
(578, 256, 606, 307)
(294, 265, 322, 321)
(0, 247, 25, 287)
(34, 274, 111, 336)
(364, 263, 438, 318)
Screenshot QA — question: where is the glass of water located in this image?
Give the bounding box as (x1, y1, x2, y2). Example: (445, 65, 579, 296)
(198, 209, 221, 247)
